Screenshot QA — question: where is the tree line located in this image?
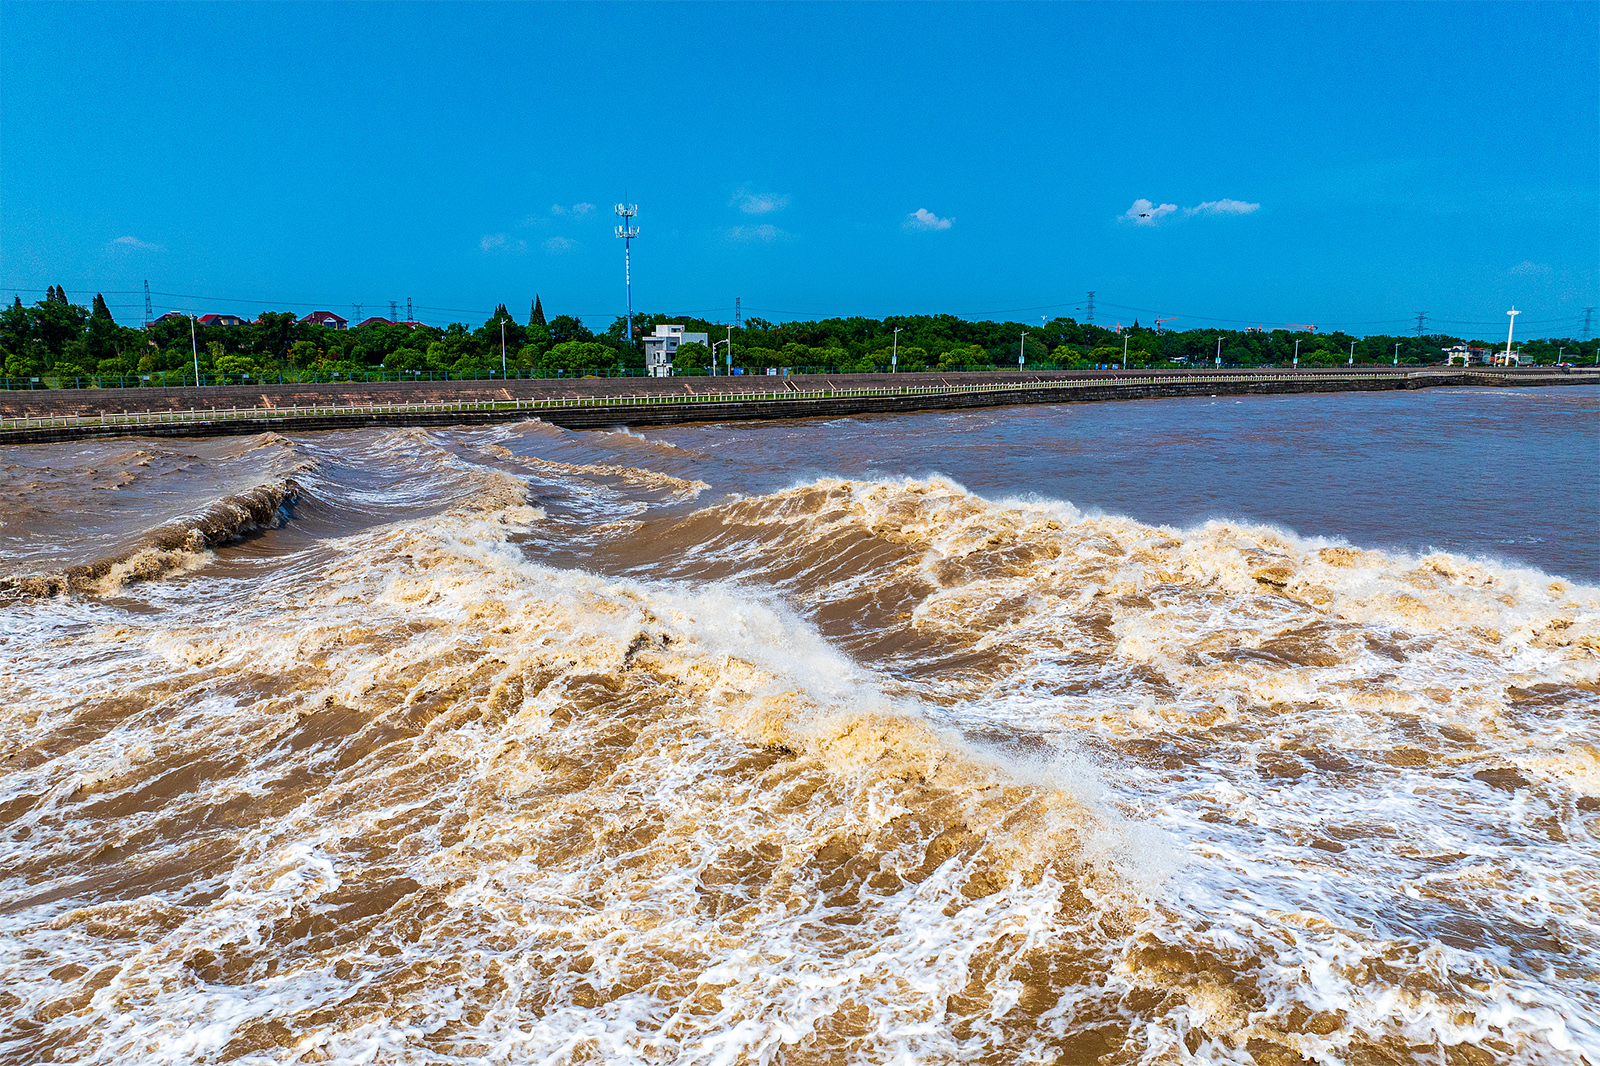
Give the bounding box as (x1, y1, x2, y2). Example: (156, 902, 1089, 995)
(2, 287, 1592, 385)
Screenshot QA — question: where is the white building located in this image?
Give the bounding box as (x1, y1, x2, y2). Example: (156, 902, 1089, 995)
(1441, 343, 1494, 366)
(642, 323, 709, 377)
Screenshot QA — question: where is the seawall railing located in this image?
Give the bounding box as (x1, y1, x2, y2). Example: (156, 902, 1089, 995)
(0, 369, 1591, 441)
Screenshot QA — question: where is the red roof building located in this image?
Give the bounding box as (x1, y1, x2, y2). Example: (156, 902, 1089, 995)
(198, 313, 248, 327)
(353, 316, 395, 329)
(300, 311, 349, 330)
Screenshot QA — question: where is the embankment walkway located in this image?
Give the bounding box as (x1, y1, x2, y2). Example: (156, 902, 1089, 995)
(1, 367, 1593, 445)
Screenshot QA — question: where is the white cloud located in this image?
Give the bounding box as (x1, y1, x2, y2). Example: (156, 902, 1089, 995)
(725, 224, 787, 243)
(733, 190, 789, 215)
(551, 203, 595, 217)
(1509, 260, 1551, 276)
(1121, 197, 1260, 225)
(1185, 198, 1260, 217)
(109, 235, 161, 251)
(904, 208, 953, 232)
(543, 236, 579, 254)
(480, 233, 527, 253)
(1120, 199, 1178, 225)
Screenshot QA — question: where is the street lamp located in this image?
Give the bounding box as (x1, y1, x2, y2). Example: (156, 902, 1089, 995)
(1294, 338, 1300, 367)
(1018, 331, 1028, 369)
(1393, 342, 1400, 366)
(501, 318, 507, 378)
(891, 326, 901, 373)
(1122, 333, 1129, 370)
(1503, 306, 1520, 365)
(190, 314, 200, 385)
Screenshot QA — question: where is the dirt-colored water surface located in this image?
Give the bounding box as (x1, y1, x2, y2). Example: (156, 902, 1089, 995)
(2, 388, 1596, 1064)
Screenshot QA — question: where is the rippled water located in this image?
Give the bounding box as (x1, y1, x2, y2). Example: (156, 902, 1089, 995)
(1, 388, 1596, 1064)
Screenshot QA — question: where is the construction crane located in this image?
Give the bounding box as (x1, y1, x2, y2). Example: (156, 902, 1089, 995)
(1155, 317, 1177, 334)
(1286, 322, 1316, 333)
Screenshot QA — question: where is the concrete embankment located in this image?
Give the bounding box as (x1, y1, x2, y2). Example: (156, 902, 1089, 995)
(1, 367, 1593, 445)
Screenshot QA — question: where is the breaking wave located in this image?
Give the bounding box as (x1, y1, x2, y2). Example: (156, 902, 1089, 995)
(1, 430, 1596, 1064)
(0, 477, 303, 597)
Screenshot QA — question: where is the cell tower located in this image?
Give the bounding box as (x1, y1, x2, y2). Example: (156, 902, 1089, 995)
(143, 280, 153, 326)
(614, 203, 639, 342)
(1084, 291, 1095, 324)
(1583, 307, 1595, 341)
(736, 296, 741, 327)
(1413, 310, 1429, 336)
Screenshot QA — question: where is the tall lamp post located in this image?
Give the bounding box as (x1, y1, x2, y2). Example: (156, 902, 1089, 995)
(1348, 341, 1355, 366)
(1216, 336, 1223, 367)
(891, 326, 901, 373)
(1294, 339, 1300, 367)
(501, 318, 507, 378)
(1503, 306, 1520, 365)
(1122, 333, 1129, 370)
(614, 203, 639, 343)
(1393, 342, 1400, 366)
(190, 315, 200, 385)
(1019, 331, 1028, 370)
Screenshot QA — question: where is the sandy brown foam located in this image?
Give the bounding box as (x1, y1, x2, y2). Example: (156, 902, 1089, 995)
(2, 461, 1596, 1064)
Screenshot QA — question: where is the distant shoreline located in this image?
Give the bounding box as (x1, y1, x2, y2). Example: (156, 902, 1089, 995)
(1, 367, 1593, 446)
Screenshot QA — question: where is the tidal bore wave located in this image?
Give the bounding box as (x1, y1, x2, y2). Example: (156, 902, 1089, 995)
(0, 420, 1595, 1064)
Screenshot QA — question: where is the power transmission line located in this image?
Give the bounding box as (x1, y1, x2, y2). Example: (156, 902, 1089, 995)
(1414, 311, 1429, 335)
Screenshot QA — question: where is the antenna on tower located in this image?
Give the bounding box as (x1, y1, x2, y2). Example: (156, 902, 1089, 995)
(735, 296, 741, 327)
(1583, 307, 1595, 341)
(614, 202, 639, 342)
(143, 280, 153, 326)
(1084, 291, 1095, 324)
(1413, 310, 1430, 336)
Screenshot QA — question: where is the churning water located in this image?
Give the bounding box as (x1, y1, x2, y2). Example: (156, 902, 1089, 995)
(1, 387, 1596, 1064)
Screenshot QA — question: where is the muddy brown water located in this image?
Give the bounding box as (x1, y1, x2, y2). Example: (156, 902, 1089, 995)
(1, 387, 1596, 1063)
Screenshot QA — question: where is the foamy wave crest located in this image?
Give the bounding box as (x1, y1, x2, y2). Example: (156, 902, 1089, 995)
(0, 486, 1173, 1064)
(0, 477, 304, 597)
(2, 473, 1596, 1063)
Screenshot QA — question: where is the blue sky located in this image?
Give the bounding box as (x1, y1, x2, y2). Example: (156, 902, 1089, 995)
(2, 1, 1596, 340)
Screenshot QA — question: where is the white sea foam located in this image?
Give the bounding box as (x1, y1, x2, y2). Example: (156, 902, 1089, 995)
(2, 454, 1596, 1064)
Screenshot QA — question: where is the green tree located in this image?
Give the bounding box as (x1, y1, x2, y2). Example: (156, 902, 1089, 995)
(388, 346, 427, 372)
(475, 304, 525, 356)
(673, 340, 711, 374)
(547, 315, 593, 345)
(288, 339, 320, 367)
(530, 295, 546, 326)
(28, 295, 87, 358)
(214, 353, 261, 378)
(540, 340, 617, 372)
(85, 293, 121, 366)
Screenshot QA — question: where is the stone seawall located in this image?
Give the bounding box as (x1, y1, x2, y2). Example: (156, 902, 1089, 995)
(2, 367, 1593, 446)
